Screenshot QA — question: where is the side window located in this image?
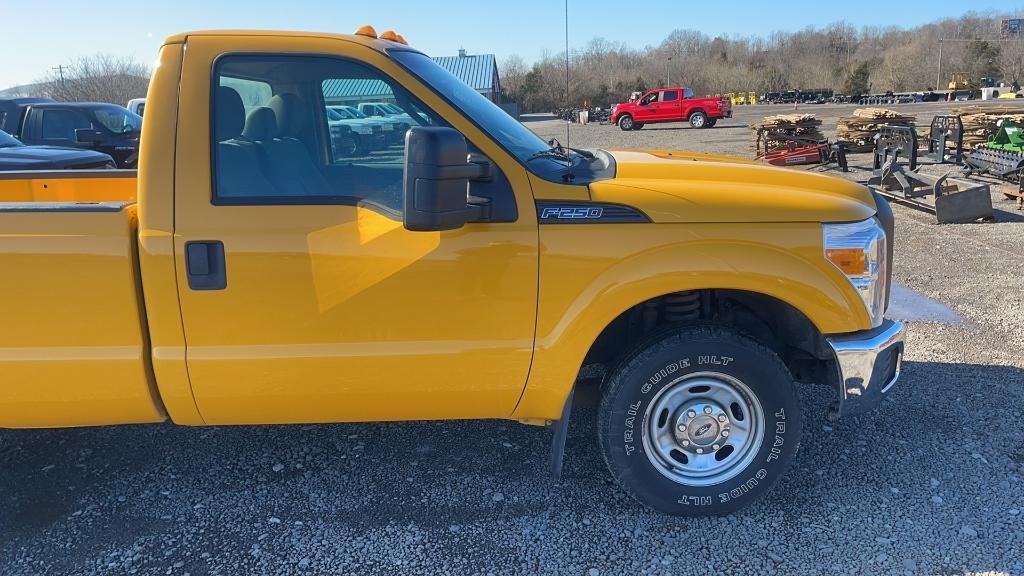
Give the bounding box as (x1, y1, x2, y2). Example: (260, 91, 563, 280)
(212, 54, 445, 214)
(662, 90, 678, 102)
(41, 110, 93, 140)
(683, 87, 695, 99)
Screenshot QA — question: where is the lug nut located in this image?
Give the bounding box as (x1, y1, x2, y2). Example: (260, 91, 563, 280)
(712, 444, 720, 450)
(703, 406, 713, 414)
(717, 414, 727, 423)
(681, 440, 690, 447)
(722, 430, 730, 437)
(688, 410, 696, 418)
(696, 448, 704, 454)
(677, 424, 687, 432)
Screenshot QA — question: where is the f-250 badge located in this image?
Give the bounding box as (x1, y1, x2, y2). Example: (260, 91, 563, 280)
(539, 206, 604, 219)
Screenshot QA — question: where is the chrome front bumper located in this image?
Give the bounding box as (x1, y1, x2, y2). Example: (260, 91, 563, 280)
(826, 319, 905, 418)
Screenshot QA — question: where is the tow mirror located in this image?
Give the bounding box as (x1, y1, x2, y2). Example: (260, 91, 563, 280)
(75, 128, 104, 144)
(403, 126, 491, 232)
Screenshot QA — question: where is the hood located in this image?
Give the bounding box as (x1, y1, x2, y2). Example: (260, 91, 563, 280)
(0, 145, 113, 169)
(590, 149, 876, 223)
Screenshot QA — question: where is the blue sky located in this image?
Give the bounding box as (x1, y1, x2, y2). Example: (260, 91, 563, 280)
(3, 0, 1021, 88)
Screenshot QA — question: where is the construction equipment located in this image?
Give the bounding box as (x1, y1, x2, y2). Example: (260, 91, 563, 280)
(752, 122, 848, 171)
(747, 92, 759, 105)
(927, 115, 964, 164)
(873, 125, 918, 172)
(760, 136, 848, 171)
(948, 73, 977, 91)
(962, 120, 1024, 197)
(869, 126, 993, 223)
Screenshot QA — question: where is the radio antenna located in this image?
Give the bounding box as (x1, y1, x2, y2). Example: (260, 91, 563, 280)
(564, 0, 573, 179)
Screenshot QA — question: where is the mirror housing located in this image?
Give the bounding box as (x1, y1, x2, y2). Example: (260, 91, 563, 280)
(75, 128, 104, 144)
(403, 127, 490, 232)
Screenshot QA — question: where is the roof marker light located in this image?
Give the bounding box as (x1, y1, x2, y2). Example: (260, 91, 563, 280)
(395, 34, 408, 45)
(380, 30, 399, 42)
(355, 25, 377, 38)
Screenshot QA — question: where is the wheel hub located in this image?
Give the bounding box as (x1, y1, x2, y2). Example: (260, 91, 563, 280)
(643, 372, 764, 487)
(673, 402, 730, 450)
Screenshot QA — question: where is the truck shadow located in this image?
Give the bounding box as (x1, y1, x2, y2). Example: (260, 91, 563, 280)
(0, 360, 1021, 573)
(641, 124, 749, 131)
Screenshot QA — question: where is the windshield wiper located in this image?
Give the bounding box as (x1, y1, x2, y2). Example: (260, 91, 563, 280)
(527, 138, 595, 163)
(526, 149, 570, 162)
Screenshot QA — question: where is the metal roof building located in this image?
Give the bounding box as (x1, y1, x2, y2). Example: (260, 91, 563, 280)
(322, 50, 502, 104)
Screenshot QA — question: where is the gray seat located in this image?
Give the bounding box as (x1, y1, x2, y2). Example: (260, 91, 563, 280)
(215, 87, 278, 198)
(262, 93, 333, 196)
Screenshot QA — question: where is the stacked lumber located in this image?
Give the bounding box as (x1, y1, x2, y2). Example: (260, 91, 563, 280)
(750, 113, 824, 153)
(951, 105, 1024, 148)
(836, 108, 916, 152)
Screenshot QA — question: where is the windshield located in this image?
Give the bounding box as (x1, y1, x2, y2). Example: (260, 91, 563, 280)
(342, 106, 369, 119)
(328, 108, 353, 120)
(91, 105, 142, 134)
(0, 129, 22, 148)
(393, 51, 549, 164)
(382, 103, 403, 114)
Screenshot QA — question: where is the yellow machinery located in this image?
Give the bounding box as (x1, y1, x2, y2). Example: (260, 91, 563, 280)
(948, 73, 977, 91)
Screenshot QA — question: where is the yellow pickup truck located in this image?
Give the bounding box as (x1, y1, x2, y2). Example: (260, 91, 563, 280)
(0, 27, 903, 516)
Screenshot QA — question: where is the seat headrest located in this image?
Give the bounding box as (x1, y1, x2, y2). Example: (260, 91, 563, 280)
(215, 87, 245, 141)
(242, 107, 277, 142)
(268, 93, 309, 138)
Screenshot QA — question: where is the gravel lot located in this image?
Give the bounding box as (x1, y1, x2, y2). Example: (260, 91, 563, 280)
(3, 102, 1024, 575)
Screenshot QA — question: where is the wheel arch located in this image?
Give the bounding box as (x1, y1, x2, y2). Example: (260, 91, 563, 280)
(513, 242, 866, 421)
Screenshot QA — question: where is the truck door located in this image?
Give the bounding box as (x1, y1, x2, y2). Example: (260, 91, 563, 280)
(634, 90, 658, 123)
(172, 36, 539, 425)
(657, 89, 681, 121)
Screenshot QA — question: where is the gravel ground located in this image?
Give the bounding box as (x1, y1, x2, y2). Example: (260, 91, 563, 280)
(3, 101, 1024, 575)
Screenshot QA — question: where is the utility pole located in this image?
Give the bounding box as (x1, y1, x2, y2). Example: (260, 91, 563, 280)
(51, 65, 68, 89)
(666, 56, 672, 87)
(936, 40, 943, 91)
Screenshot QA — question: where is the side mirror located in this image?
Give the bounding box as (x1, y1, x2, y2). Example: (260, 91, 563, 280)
(75, 128, 103, 144)
(403, 127, 490, 232)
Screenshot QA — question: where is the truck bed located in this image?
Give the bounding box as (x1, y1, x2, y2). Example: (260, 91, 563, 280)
(0, 175, 164, 427)
(0, 169, 137, 203)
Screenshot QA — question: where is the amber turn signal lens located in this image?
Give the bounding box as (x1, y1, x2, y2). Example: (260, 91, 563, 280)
(825, 247, 866, 276)
(355, 25, 378, 38)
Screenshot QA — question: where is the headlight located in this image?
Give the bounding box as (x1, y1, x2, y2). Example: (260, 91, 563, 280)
(824, 217, 887, 327)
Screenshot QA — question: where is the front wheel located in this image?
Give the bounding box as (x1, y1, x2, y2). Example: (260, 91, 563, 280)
(689, 111, 709, 129)
(598, 326, 801, 516)
(617, 114, 635, 131)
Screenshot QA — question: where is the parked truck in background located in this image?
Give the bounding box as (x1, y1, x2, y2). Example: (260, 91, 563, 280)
(0, 100, 142, 168)
(611, 87, 732, 130)
(0, 27, 903, 517)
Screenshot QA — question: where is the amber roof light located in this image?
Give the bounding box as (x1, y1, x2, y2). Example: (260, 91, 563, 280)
(355, 25, 377, 38)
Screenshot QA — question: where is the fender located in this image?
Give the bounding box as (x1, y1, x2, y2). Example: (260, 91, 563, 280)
(512, 221, 870, 420)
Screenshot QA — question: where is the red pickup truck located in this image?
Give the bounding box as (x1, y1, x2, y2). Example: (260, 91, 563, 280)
(611, 87, 731, 130)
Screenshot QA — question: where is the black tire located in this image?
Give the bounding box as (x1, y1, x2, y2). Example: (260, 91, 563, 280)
(598, 325, 801, 516)
(689, 111, 709, 129)
(706, 118, 718, 128)
(633, 123, 644, 130)
(618, 114, 634, 131)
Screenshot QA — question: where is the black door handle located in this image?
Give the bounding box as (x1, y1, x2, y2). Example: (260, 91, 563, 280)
(185, 241, 227, 290)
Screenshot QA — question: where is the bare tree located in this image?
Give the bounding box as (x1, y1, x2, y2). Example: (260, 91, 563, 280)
(509, 10, 1024, 113)
(35, 54, 150, 105)
(499, 54, 528, 100)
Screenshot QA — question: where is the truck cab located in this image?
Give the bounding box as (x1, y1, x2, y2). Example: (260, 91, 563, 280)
(0, 28, 902, 517)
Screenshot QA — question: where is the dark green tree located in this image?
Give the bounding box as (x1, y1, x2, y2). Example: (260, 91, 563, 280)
(842, 60, 874, 95)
